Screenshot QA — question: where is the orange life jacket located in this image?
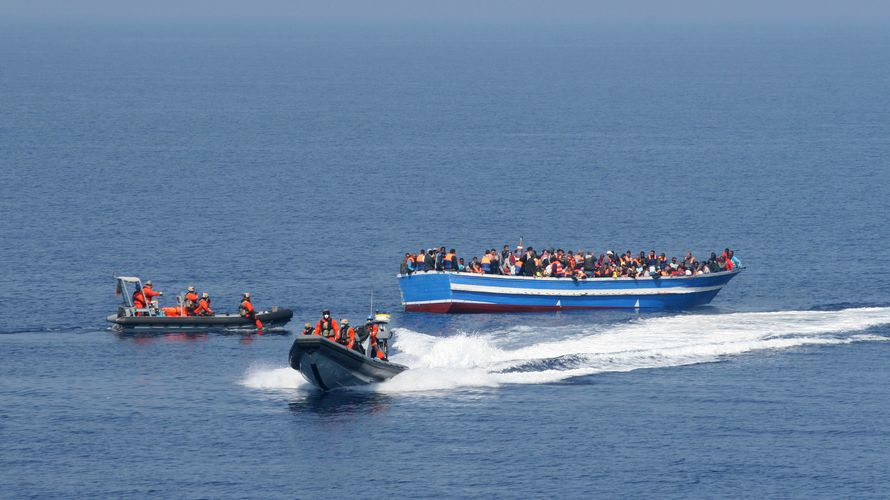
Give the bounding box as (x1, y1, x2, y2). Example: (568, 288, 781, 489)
(315, 318, 339, 337)
(480, 254, 492, 272)
(143, 285, 161, 299)
(133, 290, 147, 308)
(184, 292, 199, 312)
(240, 299, 255, 316)
(194, 298, 213, 316)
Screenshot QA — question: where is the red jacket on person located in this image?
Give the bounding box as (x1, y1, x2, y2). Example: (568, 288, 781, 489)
(314, 318, 340, 337)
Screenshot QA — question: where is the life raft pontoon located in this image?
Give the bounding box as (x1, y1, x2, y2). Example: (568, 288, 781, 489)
(107, 276, 293, 330)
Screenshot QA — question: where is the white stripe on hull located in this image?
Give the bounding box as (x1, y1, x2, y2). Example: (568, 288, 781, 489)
(450, 283, 724, 296)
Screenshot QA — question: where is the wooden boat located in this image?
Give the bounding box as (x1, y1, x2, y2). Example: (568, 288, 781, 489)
(398, 268, 743, 313)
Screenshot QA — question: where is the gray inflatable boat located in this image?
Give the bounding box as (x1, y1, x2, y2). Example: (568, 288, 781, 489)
(288, 336, 408, 391)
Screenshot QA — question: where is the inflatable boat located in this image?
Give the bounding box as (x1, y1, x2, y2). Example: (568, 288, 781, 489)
(108, 308, 293, 330)
(107, 276, 292, 330)
(288, 336, 407, 391)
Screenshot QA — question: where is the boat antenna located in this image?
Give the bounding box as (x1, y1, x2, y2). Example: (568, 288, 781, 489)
(369, 289, 374, 318)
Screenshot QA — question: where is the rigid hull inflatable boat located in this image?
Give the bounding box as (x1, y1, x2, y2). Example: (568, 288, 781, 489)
(288, 336, 407, 391)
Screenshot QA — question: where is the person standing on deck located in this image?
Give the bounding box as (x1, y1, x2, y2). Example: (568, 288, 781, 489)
(401, 253, 415, 274)
(480, 251, 492, 273)
(501, 245, 512, 267)
(416, 249, 429, 271)
(435, 247, 446, 271)
(520, 248, 537, 277)
(443, 249, 457, 271)
(314, 309, 339, 339)
(730, 250, 742, 269)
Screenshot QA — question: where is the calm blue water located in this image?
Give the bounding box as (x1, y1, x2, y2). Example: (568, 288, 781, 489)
(1, 20, 889, 498)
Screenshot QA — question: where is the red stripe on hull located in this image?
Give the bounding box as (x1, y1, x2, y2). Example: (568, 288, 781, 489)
(405, 302, 620, 313)
(404, 303, 455, 313)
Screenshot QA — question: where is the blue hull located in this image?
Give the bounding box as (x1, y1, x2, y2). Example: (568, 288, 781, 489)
(398, 270, 742, 312)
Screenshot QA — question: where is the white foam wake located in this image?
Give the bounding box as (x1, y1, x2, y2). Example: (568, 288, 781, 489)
(241, 365, 308, 390)
(380, 307, 890, 391)
(242, 307, 890, 393)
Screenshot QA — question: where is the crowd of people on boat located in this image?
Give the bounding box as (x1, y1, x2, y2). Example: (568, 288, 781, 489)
(401, 244, 742, 279)
(131, 281, 264, 329)
(302, 309, 389, 360)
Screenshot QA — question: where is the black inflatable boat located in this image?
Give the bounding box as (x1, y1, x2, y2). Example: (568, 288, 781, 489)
(108, 308, 293, 330)
(107, 275, 292, 331)
(288, 336, 408, 391)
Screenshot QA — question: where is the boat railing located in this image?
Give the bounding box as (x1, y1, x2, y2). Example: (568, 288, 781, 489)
(397, 267, 744, 281)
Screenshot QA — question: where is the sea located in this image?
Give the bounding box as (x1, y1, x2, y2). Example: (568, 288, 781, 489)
(1, 19, 889, 498)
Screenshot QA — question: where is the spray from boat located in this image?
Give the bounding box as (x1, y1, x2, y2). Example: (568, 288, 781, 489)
(242, 306, 890, 393)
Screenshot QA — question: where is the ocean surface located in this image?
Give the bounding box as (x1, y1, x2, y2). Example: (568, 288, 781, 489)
(1, 20, 889, 498)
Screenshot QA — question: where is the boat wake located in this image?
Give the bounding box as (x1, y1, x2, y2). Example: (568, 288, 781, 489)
(242, 307, 890, 394)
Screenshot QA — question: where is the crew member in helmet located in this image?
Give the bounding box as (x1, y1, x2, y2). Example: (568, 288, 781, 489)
(132, 285, 147, 312)
(133, 280, 163, 315)
(359, 316, 379, 344)
(336, 318, 353, 344)
(143, 280, 163, 302)
(302, 322, 314, 335)
(183, 286, 199, 316)
(193, 292, 214, 316)
(336, 319, 364, 353)
(314, 309, 339, 339)
(239, 292, 263, 331)
(369, 335, 387, 360)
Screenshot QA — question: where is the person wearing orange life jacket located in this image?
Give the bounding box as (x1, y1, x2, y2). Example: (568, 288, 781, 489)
(183, 286, 199, 316)
(314, 309, 339, 339)
(364, 316, 379, 341)
(400, 253, 415, 274)
(443, 249, 457, 271)
(132, 286, 148, 315)
(547, 258, 564, 277)
(143, 281, 163, 301)
(480, 252, 492, 273)
(132, 280, 163, 315)
(370, 340, 386, 360)
(193, 292, 214, 316)
(335, 318, 351, 345)
(415, 249, 429, 272)
(336, 319, 364, 353)
(369, 333, 387, 360)
(239, 292, 263, 331)
(468, 257, 483, 274)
